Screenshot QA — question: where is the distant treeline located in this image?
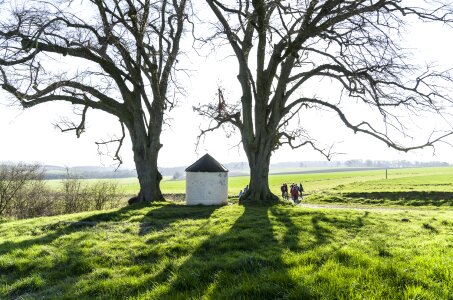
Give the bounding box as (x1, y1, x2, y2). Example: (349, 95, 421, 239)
(342, 160, 450, 168)
(43, 169, 138, 180)
(15, 159, 452, 180)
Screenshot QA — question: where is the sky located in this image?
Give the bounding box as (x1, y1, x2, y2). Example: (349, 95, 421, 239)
(1, 4, 453, 169)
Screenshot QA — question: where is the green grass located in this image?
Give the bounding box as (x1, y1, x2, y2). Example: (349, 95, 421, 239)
(61, 167, 453, 208)
(2, 167, 453, 298)
(1, 202, 452, 299)
(46, 166, 453, 196)
(305, 168, 453, 207)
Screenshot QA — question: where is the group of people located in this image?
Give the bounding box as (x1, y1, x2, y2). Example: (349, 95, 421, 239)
(238, 185, 249, 198)
(238, 182, 304, 203)
(281, 182, 304, 203)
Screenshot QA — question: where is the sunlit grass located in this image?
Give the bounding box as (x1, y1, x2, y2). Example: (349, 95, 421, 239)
(306, 168, 453, 207)
(44, 167, 453, 199)
(2, 167, 453, 298)
(0, 202, 452, 299)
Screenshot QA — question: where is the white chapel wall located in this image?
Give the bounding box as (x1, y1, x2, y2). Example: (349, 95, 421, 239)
(186, 172, 228, 205)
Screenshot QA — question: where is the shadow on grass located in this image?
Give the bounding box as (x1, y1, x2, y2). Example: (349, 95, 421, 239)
(138, 204, 220, 236)
(0, 202, 223, 257)
(0, 205, 146, 298)
(0, 204, 142, 256)
(343, 191, 453, 206)
(270, 208, 368, 252)
(2, 233, 95, 299)
(1, 203, 370, 299)
(146, 205, 302, 299)
(0, 202, 221, 299)
(142, 205, 369, 299)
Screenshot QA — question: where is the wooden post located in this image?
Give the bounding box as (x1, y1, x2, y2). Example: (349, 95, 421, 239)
(386, 169, 388, 179)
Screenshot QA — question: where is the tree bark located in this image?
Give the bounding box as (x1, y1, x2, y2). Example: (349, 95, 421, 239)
(128, 119, 164, 203)
(239, 138, 279, 205)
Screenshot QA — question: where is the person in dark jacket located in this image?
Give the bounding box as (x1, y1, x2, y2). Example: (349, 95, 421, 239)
(281, 183, 288, 200)
(299, 182, 304, 200)
(291, 184, 299, 203)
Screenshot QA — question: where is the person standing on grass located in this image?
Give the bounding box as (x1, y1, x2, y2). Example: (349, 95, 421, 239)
(238, 190, 243, 198)
(281, 183, 288, 200)
(299, 182, 304, 200)
(291, 184, 299, 203)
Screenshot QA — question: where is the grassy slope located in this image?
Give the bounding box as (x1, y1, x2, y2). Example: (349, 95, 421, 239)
(1, 202, 452, 299)
(3, 167, 451, 298)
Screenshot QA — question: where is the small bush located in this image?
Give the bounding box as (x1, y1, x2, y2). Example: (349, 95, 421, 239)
(0, 164, 124, 219)
(90, 181, 120, 210)
(60, 169, 122, 214)
(0, 163, 43, 216)
(0, 163, 57, 218)
(61, 169, 89, 213)
(12, 180, 55, 219)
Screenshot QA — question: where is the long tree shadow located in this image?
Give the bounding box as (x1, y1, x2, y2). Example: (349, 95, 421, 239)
(1, 202, 371, 299)
(343, 191, 453, 206)
(270, 209, 333, 250)
(135, 205, 325, 299)
(0, 204, 144, 256)
(0, 203, 150, 293)
(3, 233, 95, 299)
(150, 205, 300, 299)
(0, 202, 223, 299)
(134, 205, 372, 299)
(271, 206, 368, 242)
(1, 203, 219, 249)
(270, 207, 368, 258)
(0, 202, 219, 256)
(138, 203, 220, 236)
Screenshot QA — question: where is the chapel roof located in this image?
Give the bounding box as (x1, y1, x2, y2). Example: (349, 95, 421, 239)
(185, 153, 228, 172)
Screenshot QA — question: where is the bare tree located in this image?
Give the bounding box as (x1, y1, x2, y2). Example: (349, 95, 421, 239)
(0, 163, 42, 215)
(195, 1, 453, 204)
(0, 0, 189, 202)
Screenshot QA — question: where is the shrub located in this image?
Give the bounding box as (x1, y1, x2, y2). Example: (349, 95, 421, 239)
(0, 163, 44, 216)
(60, 169, 89, 213)
(60, 169, 123, 213)
(11, 179, 54, 219)
(90, 181, 120, 210)
(0, 165, 125, 219)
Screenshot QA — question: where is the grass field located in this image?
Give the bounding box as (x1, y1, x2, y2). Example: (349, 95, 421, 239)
(46, 166, 453, 190)
(0, 202, 452, 299)
(50, 167, 453, 207)
(1, 167, 452, 299)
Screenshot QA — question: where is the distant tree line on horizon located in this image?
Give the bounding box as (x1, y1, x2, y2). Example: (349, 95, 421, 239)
(342, 160, 450, 169)
(43, 168, 138, 180)
(35, 159, 452, 180)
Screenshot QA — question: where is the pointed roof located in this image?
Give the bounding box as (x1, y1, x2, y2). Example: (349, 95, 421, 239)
(185, 154, 228, 172)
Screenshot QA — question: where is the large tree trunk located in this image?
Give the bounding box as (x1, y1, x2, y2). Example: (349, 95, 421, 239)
(128, 120, 164, 203)
(239, 139, 279, 205)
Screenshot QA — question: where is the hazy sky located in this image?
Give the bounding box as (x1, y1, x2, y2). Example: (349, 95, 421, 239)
(1, 7, 453, 168)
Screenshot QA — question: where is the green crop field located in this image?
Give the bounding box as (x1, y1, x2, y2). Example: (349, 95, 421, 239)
(2, 167, 452, 299)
